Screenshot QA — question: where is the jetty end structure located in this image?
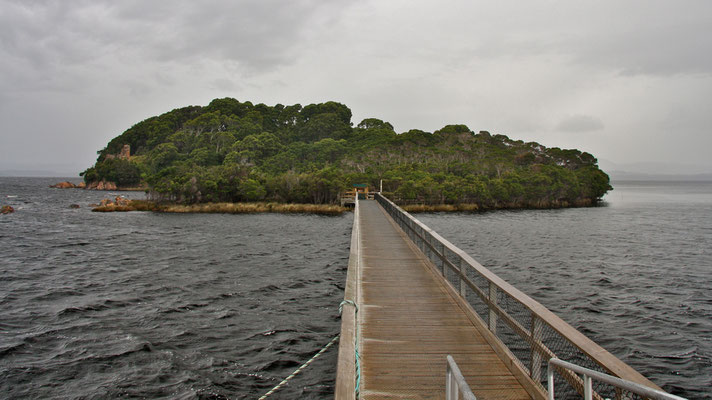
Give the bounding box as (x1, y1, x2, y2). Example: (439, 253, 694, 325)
(341, 184, 374, 207)
(335, 195, 683, 400)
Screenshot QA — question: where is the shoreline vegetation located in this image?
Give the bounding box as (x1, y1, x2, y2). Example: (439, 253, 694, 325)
(89, 196, 598, 216)
(400, 198, 595, 213)
(92, 199, 349, 215)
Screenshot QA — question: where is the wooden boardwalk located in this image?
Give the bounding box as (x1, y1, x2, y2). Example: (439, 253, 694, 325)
(357, 200, 531, 399)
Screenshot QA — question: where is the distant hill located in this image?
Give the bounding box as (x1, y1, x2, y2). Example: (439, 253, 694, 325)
(608, 171, 712, 182)
(82, 98, 612, 208)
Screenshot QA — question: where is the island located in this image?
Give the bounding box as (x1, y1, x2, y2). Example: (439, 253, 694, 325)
(80, 98, 611, 212)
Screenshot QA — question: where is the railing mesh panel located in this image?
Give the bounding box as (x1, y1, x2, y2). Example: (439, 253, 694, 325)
(494, 290, 534, 375)
(465, 268, 490, 321)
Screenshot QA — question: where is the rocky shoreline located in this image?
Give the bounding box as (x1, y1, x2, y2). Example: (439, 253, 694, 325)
(50, 181, 146, 191)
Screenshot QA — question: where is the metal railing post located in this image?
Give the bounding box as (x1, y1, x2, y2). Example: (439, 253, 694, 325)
(446, 361, 454, 400)
(547, 365, 555, 400)
(445, 355, 477, 400)
(547, 358, 687, 400)
(584, 375, 593, 400)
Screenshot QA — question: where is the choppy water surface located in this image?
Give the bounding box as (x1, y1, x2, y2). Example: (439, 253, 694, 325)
(0, 177, 350, 399)
(417, 181, 712, 399)
(2, 179, 711, 399)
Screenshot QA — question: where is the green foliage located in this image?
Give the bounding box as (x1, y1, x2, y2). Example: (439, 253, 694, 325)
(232, 132, 284, 162)
(298, 113, 352, 142)
(98, 106, 202, 158)
(82, 158, 141, 186)
(434, 124, 471, 135)
(357, 118, 394, 131)
(82, 98, 612, 206)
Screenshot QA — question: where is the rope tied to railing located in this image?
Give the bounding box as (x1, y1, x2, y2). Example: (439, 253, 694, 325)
(339, 299, 361, 395)
(339, 299, 358, 314)
(258, 300, 360, 399)
(257, 334, 340, 400)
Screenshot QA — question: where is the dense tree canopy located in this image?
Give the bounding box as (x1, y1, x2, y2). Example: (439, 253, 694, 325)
(82, 98, 612, 208)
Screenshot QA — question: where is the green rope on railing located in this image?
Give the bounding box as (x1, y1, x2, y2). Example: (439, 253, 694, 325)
(258, 333, 340, 400)
(339, 299, 358, 314)
(339, 299, 361, 395)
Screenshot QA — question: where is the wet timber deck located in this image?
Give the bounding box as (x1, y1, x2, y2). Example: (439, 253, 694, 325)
(356, 200, 530, 399)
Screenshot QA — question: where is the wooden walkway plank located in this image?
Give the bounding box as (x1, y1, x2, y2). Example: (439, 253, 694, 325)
(357, 200, 530, 400)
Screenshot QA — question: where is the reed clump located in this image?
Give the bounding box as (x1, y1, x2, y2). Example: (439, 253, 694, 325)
(92, 205, 135, 212)
(400, 198, 595, 213)
(402, 204, 478, 213)
(93, 200, 348, 215)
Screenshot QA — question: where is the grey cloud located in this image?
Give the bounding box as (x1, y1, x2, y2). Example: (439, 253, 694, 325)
(1, 0, 712, 174)
(576, 22, 712, 77)
(0, 0, 354, 87)
(444, 2, 712, 77)
(555, 115, 604, 133)
(552, 1, 712, 77)
(210, 78, 241, 92)
(111, 0, 355, 70)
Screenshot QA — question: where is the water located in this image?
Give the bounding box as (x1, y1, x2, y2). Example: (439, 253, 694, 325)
(416, 181, 712, 399)
(2, 179, 710, 399)
(0, 177, 351, 399)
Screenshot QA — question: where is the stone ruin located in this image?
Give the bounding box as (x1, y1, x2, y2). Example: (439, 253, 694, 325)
(105, 144, 131, 160)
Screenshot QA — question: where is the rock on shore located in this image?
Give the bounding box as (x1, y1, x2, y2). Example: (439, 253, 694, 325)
(50, 181, 85, 189)
(51, 180, 122, 190)
(86, 180, 118, 190)
(92, 196, 134, 212)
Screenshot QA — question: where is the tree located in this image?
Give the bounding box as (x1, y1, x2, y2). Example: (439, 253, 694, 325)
(357, 118, 394, 131)
(434, 124, 471, 136)
(241, 179, 266, 201)
(148, 143, 181, 172)
(298, 113, 352, 142)
(300, 101, 352, 125)
(233, 132, 284, 162)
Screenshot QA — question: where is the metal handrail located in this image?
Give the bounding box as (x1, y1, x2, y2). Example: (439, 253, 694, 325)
(446, 355, 477, 400)
(374, 193, 668, 399)
(547, 359, 686, 400)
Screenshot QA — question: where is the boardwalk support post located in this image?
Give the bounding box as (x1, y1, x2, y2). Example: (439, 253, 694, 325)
(488, 282, 498, 334)
(459, 258, 466, 297)
(530, 315, 543, 382)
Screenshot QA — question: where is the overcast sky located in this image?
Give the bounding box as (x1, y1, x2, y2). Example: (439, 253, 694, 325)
(1, 0, 711, 176)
